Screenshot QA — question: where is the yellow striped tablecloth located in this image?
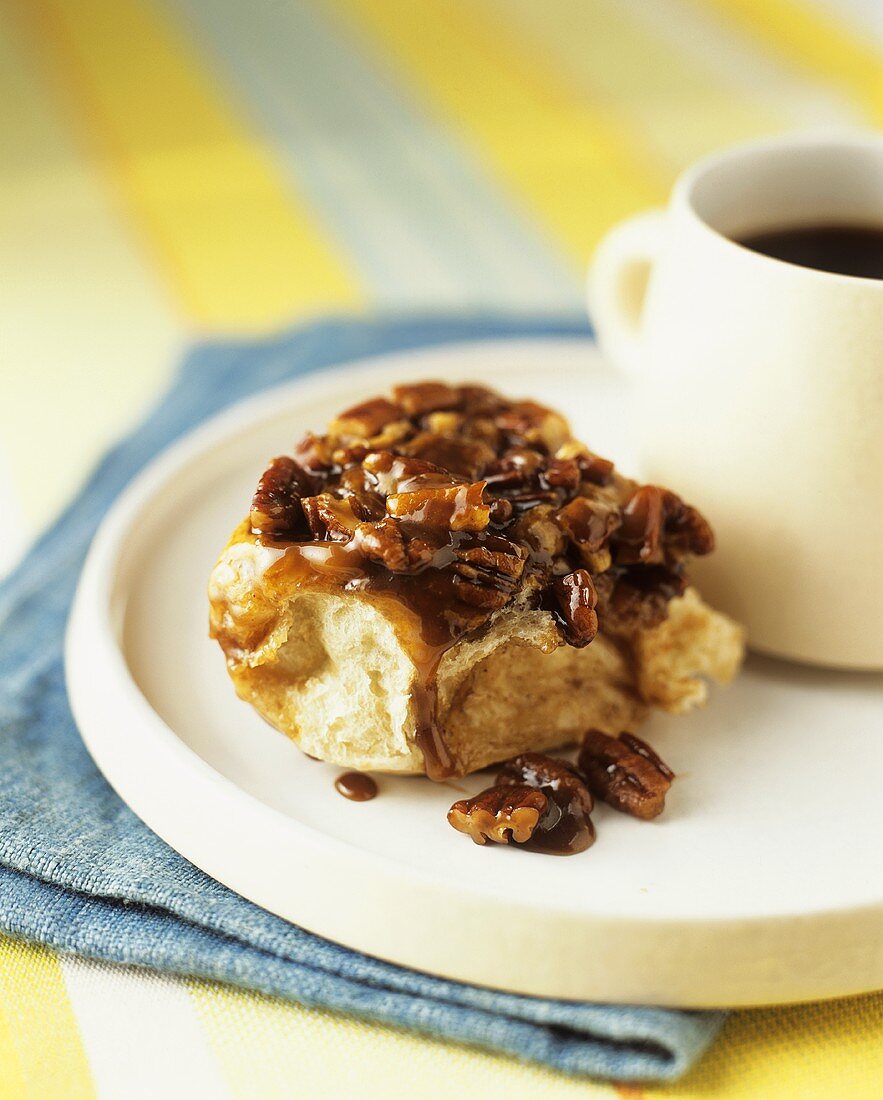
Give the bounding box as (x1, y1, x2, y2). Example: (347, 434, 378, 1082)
(1, 1, 881, 1095)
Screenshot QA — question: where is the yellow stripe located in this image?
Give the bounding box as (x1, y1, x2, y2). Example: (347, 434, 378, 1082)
(17, 0, 361, 329)
(669, 993, 883, 1099)
(0, 939, 94, 1100)
(335, 0, 665, 267)
(0, 2, 184, 533)
(189, 980, 615, 1099)
(695, 0, 883, 124)
(481, 0, 786, 172)
(0, 997, 28, 1100)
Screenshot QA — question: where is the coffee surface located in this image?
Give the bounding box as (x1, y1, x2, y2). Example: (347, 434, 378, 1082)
(739, 223, 883, 279)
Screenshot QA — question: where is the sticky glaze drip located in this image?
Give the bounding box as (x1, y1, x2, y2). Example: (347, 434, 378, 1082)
(254, 529, 493, 779)
(334, 771, 378, 801)
(525, 787, 595, 855)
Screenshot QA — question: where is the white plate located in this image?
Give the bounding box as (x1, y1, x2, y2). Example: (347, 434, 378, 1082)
(66, 338, 883, 1008)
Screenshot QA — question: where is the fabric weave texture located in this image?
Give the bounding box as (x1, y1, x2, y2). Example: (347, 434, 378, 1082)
(0, 315, 724, 1083)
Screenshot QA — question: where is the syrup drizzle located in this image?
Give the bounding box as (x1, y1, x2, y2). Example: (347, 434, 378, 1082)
(334, 771, 378, 801)
(254, 532, 471, 779)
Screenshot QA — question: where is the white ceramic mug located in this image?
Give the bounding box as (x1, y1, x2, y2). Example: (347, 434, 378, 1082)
(588, 133, 883, 670)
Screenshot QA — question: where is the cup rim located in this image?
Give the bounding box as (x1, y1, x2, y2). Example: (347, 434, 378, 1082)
(672, 130, 883, 288)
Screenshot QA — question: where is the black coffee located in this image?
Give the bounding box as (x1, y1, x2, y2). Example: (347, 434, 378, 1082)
(738, 224, 883, 279)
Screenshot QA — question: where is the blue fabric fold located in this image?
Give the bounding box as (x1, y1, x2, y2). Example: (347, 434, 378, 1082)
(0, 314, 724, 1082)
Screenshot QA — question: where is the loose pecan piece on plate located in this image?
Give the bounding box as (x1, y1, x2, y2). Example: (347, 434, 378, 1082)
(578, 730, 675, 820)
(448, 753, 595, 855)
(497, 753, 595, 854)
(447, 786, 549, 846)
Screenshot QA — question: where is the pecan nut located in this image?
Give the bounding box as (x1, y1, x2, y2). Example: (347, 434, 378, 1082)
(450, 538, 525, 587)
(392, 380, 462, 416)
(362, 451, 456, 495)
(386, 482, 490, 531)
(250, 456, 313, 537)
(293, 432, 336, 476)
(554, 441, 614, 486)
(620, 732, 675, 781)
(402, 432, 495, 479)
(448, 537, 526, 612)
(577, 730, 674, 820)
(330, 396, 403, 438)
(578, 453, 615, 486)
(457, 384, 506, 417)
(556, 496, 621, 559)
(608, 564, 687, 628)
(483, 447, 546, 491)
(496, 752, 595, 854)
(616, 486, 714, 566)
(351, 519, 437, 574)
(511, 504, 566, 560)
(496, 400, 570, 452)
(300, 494, 360, 542)
(447, 785, 549, 845)
(543, 456, 582, 494)
(552, 569, 599, 647)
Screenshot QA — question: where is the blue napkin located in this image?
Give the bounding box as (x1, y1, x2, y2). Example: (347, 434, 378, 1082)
(0, 315, 724, 1083)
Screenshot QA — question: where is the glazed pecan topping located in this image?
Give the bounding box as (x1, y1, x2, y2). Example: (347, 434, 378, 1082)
(543, 456, 582, 493)
(578, 730, 674, 820)
(338, 486, 386, 523)
(512, 504, 567, 559)
(386, 482, 490, 531)
(616, 486, 714, 566)
(362, 451, 454, 495)
(457, 384, 507, 416)
(423, 411, 463, 436)
(488, 497, 514, 526)
(392, 381, 461, 416)
(248, 382, 716, 651)
(449, 538, 526, 610)
(351, 519, 438, 574)
(402, 433, 495, 479)
(250, 456, 313, 537)
(619, 732, 675, 781)
(330, 396, 403, 438)
(496, 401, 570, 452)
(608, 564, 688, 628)
(451, 539, 525, 586)
(552, 569, 599, 647)
(293, 432, 337, 475)
(578, 453, 615, 486)
(300, 494, 359, 542)
(554, 441, 615, 485)
(557, 496, 621, 557)
(483, 447, 546, 492)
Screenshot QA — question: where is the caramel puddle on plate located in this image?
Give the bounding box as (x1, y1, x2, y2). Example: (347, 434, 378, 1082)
(335, 771, 378, 801)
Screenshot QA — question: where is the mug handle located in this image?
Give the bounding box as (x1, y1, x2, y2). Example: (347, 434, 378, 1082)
(587, 210, 665, 375)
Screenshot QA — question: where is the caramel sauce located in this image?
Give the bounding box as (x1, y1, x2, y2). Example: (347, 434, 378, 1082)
(255, 529, 495, 778)
(334, 771, 378, 801)
(525, 788, 595, 855)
